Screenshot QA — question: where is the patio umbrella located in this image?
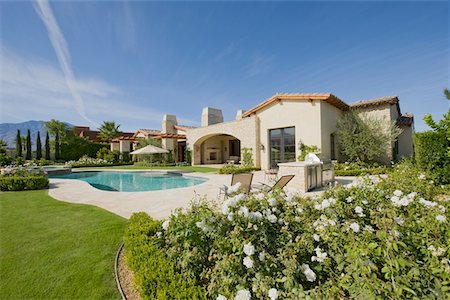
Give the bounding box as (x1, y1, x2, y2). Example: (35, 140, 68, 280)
(130, 144, 169, 155)
(130, 144, 169, 163)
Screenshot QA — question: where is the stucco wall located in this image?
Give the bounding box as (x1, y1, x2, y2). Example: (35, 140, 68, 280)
(320, 102, 343, 161)
(255, 99, 322, 170)
(186, 116, 259, 167)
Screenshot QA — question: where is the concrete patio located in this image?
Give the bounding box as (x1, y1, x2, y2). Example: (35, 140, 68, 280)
(48, 169, 356, 219)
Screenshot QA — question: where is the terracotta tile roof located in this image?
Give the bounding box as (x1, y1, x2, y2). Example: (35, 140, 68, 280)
(154, 133, 187, 139)
(137, 129, 161, 135)
(350, 96, 398, 108)
(396, 113, 414, 127)
(111, 136, 137, 142)
(242, 93, 349, 117)
(174, 125, 197, 131)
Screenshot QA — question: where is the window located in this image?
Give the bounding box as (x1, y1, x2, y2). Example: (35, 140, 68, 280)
(269, 127, 295, 168)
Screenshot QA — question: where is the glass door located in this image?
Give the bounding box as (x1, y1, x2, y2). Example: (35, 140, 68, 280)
(269, 127, 295, 168)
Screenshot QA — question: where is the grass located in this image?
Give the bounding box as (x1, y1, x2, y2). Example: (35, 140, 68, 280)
(0, 190, 126, 300)
(78, 164, 219, 173)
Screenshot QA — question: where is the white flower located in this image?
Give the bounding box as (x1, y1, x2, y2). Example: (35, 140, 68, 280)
(238, 206, 249, 218)
(162, 220, 170, 231)
(258, 251, 266, 262)
(255, 193, 265, 200)
(346, 196, 354, 203)
(235, 289, 251, 300)
(362, 199, 368, 205)
(393, 230, 401, 237)
(302, 264, 316, 282)
(227, 212, 234, 221)
(227, 182, 242, 194)
(196, 219, 212, 233)
(248, 211, 263, 221)
(243, 243, 255, 256)
(313, 234, 320, 242)
(393, 190, 403, 197)
(428, 245, 445, 257)
(395, 217, 404, 226)
(268, 288, 279, 300)
(419, 198, 437, 208)
(267, 214, 277, 223)
(418, 173, 426, 180)
(438, 205, 446, 213)
(436, 215, 446, 222)
(243, 256, 254, 268)
(315, 198, 335, 210)
(311, 247, 328, 263)
(350, 222, 360, 233)
(391, 195, 413, 207)
(355, 206, 363, 214)
(284, 192, 295, 202)
(217, 295, 227, 300)
(155, 231, 162, 238)
(364, 225, 375, 232)
(268, 197, 278, 206)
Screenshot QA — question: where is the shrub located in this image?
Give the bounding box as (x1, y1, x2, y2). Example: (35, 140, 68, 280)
(297, 144, 320, 161)
(133, 162, 177, 168)
(0, 176, 49, 191)
(241, 148, 254, 168)
(0, 153, 13, 167)
(66, 156, 133, 168)
(128, 162, 449, 299)
(218, 164, 260, 174)
(124, 213, 207, 299)
(414, 131, 450, 184)
(334, 161, 388, 176)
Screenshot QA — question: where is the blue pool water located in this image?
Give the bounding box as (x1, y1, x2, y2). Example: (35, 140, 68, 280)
(50, 171, 208, 192)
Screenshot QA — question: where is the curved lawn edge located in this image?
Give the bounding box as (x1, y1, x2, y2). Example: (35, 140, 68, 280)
(115, 243, 127, 300)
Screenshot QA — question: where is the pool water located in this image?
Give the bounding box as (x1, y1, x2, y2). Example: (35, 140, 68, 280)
(50, 171, 208, 192)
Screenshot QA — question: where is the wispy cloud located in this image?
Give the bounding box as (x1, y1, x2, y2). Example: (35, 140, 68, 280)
(33, 0, 92, 125)
(115, 2, 138, 53)
(246, 53, 273, 77)
(0, 48, 198, 131)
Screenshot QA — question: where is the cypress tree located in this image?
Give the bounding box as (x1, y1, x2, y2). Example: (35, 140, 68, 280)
(16, 129, 22, 158)
(36, 131, 42, 160)
(55, 131, 60, 161)
(45, 132, 51, 160)
(25, 129, 32, 160)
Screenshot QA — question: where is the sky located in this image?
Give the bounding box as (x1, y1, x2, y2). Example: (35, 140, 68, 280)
(0, 0, 448, 132)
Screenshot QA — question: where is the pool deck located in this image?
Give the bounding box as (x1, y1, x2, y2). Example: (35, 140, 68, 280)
(48, 169, 356, 219)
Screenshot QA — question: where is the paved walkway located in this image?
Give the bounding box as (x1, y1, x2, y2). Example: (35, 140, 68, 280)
(48, 169, 356, 220)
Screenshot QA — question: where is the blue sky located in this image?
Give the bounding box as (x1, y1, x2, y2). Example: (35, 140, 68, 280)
(0, 0, 448, 132)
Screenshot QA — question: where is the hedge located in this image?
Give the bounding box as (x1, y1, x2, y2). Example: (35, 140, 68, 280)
(414, 131, 450, 184)
(0, 176, 49, 191)
(61, 139, 108, 161)
(124, 213, 207, 299)
(218, 165, 260, 174)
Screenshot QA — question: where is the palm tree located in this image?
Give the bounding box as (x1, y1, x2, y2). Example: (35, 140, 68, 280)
(45, 119, 67, 139)
(98, 121, 121, 142)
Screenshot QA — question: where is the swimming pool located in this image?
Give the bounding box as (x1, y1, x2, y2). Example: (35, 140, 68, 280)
(49, 171, 208, 192)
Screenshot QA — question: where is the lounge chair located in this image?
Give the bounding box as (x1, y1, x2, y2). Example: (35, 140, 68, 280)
(253, 175, 295, 192)
(218, 173, 254, 198)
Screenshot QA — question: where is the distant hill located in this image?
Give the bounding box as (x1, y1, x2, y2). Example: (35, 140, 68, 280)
(0, 121, 73, 149)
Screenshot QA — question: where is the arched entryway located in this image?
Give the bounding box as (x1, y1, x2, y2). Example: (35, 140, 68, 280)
(193, 134, 241, 165)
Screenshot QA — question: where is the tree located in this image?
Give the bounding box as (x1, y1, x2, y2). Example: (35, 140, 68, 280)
(98, 121, 121, 142)
(423, 88, 450, 137)
(45, 119, 68, 139)
(25, 129, 32, 160)
(16, 129, 22, 158)
(36, 131, 42, 160)
(55, 131, 61, 161)
(45, 132, 51, 160)
(21, 136, 26, 152)
(337, 110, 402, 163)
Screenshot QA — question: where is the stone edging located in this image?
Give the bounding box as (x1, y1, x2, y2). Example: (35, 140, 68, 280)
(115, 243, 127, 300)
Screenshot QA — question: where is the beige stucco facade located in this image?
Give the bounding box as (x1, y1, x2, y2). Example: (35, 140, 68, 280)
(171, 93, 413, 169)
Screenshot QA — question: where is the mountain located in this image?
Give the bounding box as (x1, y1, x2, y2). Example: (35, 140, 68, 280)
(0, 120, 74, 149)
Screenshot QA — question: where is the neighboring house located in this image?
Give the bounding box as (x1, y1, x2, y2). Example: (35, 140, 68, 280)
(111, 93, 414, 169)
(73, 126, 101, 142)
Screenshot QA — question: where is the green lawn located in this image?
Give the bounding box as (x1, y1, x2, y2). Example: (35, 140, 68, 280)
(78, 164, 219, 173)
(0, 190, 126, 300)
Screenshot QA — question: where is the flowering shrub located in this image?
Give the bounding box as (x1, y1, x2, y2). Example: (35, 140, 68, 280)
(0, 166, 48, 191)
(125, 162, 449, 299)
(65, 155, 132, 168)
(334, 161, 388, 176)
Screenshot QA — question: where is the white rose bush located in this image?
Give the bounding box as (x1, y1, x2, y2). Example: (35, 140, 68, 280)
(124, 162, 449, 299)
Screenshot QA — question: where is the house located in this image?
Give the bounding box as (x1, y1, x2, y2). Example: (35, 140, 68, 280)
(112, 93, 414, 169)
(73, 126, 101, 142)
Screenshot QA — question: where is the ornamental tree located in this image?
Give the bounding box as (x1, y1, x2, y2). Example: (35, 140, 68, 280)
(45, 132, 51, 160)
(337, 110, 402, 163)
(25, 129, 32, 160)
(36, 131, 42, 160)
(15, 129, 22, 158)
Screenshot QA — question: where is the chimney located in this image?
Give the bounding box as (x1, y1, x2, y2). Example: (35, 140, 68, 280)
(201, 107, 223, 127)
(235, 109, 246, 120)
(162, 114, 177, 134)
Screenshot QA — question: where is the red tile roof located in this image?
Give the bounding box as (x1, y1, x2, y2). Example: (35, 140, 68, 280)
(154, 133, 186, 139)
(242, 93, 349, 117)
